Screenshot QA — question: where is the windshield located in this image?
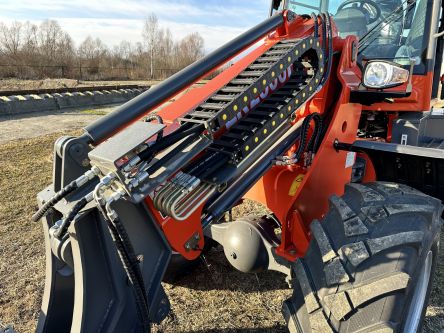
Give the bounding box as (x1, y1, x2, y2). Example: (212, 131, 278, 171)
(284, 0, 430, 71)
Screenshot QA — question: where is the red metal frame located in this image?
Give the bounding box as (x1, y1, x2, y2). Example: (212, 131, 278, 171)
(140, 13, 433, 261)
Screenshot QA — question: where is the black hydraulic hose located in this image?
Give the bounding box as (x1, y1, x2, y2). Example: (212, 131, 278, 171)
(295, 113, 316, 159)
(145, 114, 164, 124)
(112, 217, 147, 298)
(204, 123, 304, 223)
(313, 117, 323, 153)
(294, 117, 311, 160)
(32, 180, 78, 222)
(138, 124, 205, 161)
(194, 153, 230, 180)
(53, 196, 89, 238)
(320, 13, 327, 70)
(293, 113, 322, 162)
(145, 131, 201, 175)
(84, 13, 285, 144)
(109, 220, 150, 330)
(145, 114, 164, 142)
(307, 114, 323, 153)
(97, 203, 150, 331)
(321, 13, 333, 86)
(311, 13, 319, 38)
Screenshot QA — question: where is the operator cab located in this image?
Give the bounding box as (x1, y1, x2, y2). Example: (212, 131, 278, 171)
(272, 0, 434, 74)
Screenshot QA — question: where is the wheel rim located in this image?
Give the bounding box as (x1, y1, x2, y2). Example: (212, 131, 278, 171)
(404, 250, 433, 333)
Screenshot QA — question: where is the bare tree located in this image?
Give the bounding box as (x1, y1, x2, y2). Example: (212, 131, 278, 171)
(0, 21, 23, 60)
(177, 32, 205, 67)
(78, 36, 109, 77)
(22, 22, 38, 55)
(142, 13, 159, 79)
(0, 17, 205, 80)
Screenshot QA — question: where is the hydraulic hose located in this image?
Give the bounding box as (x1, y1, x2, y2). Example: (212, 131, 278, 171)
(32, 180, 79, 222)
(320, 13, 333, 86)
(138, 124, 205, 161)
(145, 114, 164, 124)
(53, 194, 91, 239)
(32, 167, 99, 222)
(307, 114, 323, 153)
(311, 13, 319, 38)
(320, 13, 327, 76)
(96, 201, 151, 331)
(145, 131, 202, 175)
(295, 113, 318, 159)
(145, 114, 164, 142)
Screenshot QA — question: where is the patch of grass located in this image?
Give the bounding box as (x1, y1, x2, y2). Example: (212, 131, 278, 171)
(0, 131, 79, 333)
(79, 109, 109, 116)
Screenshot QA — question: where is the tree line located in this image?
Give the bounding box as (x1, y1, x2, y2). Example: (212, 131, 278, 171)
(0, 14, 205, 80)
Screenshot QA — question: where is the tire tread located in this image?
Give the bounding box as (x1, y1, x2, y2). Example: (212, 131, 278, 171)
(284, 182, 443, 333)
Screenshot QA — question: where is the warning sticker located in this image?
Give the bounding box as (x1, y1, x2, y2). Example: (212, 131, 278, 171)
(288, 174, 305, 196)
(345, 152, 357, 169)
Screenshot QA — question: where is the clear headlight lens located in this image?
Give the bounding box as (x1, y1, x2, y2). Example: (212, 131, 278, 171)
(363, 61, 410, 89)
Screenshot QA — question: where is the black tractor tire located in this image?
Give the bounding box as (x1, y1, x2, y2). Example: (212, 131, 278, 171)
(283, 182, 443, 333)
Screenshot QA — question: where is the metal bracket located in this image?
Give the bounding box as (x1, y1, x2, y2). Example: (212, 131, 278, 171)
(53, 135, 91, 191)
(184, 232, 201, 252)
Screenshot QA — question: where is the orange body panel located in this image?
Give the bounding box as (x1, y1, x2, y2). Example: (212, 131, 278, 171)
(362, 73, 434, 112)
(142, 11, 434, 261)
(145, 198, 205, 260)
(144, 13, 324, 258)
(245, 35, 362, 260)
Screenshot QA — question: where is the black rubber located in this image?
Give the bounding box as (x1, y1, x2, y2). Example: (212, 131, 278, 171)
(31, 180, 78, 222)
(283, 182, 443, 333)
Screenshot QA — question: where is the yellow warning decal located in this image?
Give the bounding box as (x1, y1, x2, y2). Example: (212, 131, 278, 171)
(288, 174, 305, 196)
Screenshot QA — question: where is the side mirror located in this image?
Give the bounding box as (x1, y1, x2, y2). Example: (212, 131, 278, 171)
(272, 0, 283, 10)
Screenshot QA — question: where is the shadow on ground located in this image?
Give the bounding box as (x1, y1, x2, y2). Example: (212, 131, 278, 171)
(181, 326, 287, 333)
(166, 247, 289, 293)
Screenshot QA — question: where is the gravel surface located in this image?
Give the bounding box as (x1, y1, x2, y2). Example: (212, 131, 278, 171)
(0, 108, 112, 144)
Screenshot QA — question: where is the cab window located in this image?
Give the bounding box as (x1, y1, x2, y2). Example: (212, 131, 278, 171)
(287, 0, 322, 15)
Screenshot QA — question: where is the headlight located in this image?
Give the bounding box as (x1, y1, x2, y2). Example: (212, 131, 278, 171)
(363, 61, 410, 89)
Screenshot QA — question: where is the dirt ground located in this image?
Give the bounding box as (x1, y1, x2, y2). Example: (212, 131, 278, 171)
(0, 127, 443, 332)
(0, 78, 156, 91)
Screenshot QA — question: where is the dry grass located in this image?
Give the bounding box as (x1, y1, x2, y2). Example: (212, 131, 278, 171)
(0, 79, 155, 91)
(0, 134, 443, 333)
(0, 133, 63, 332)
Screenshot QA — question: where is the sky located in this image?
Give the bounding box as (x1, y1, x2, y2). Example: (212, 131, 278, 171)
(0, 0, 271, 52)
